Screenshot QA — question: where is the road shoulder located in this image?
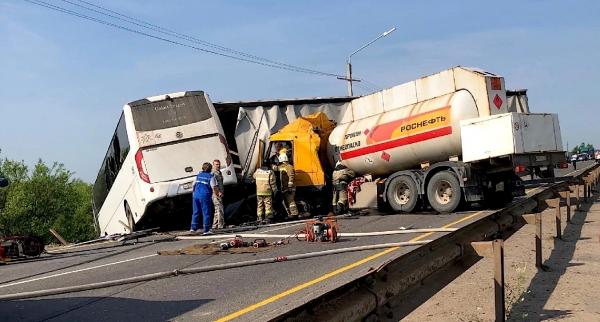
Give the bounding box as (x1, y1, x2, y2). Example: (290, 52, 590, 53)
(404, 191, 600, 321)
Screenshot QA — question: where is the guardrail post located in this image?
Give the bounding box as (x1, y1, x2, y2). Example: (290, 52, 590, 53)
(584, 176, 590, 201)
(522, 212, 547, 270)
(585, 175, 595, 200)
(545, 198, 562, 240)
(471, 239, 505, 322)
(573, 184, 581, 210)
(559, 190, 571, 223)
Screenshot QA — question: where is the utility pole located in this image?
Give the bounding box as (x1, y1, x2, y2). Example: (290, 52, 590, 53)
(346, 63, 353, 96)
(340, 27, 396, 96)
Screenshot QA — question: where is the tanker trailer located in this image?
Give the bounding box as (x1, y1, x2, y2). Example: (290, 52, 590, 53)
(328, 66, 566, 213)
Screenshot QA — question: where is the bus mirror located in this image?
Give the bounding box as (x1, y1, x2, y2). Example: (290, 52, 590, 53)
(0, 177, 8, 188)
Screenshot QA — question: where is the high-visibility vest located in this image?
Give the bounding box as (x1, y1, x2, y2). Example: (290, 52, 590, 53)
(254, 168, 275, 196)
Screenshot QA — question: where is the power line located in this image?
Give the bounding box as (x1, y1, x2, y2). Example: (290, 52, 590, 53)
(354, 82, 376, 95)
(60, 0, 336, 76)
(67, 0, 334, 76)
(361, 79, 383, 92)
(23, 0, 346, 78)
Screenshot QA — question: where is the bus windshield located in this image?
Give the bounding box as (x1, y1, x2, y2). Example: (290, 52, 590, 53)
(131, 93, 212, 131)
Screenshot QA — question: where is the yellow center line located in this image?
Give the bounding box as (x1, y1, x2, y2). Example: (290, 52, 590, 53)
(215, 210, 486, 322)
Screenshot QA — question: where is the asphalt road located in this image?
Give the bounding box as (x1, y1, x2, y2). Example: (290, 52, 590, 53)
(0, 161, 594, 322)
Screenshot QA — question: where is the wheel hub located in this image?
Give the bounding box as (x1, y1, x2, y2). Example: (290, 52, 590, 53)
(395, 182, 411, 205)
(435, 180, 453, 205)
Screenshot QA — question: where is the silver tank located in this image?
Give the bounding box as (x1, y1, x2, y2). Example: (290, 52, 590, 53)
(328, 90, 479, 176)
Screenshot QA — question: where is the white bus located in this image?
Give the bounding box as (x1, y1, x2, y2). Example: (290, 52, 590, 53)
(92, 91, 237, 236)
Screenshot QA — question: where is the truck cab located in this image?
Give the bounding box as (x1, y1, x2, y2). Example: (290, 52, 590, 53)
(265, 113, 336, 214)
(266, 113, 335, 189)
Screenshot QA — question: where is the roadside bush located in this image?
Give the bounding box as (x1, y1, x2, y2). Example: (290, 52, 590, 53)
(0, 156, 96, 244)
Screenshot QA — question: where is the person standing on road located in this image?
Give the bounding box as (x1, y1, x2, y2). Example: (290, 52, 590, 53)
(278, 153, 299, 219)
(332, 161, 355, 215)
(253, 165, 276, 224)
(211, 159, 225, 229)
(191, 162, 217, 234)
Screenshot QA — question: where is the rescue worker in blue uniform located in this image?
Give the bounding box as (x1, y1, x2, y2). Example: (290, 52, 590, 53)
(191, 162, 217, 234)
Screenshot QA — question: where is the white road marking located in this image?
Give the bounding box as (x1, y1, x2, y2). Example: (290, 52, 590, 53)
(0, 253, 157, 289)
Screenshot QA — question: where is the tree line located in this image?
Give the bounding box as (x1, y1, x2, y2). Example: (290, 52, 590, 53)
(0, 154, 96, 244)
(571, 142, 595, 155)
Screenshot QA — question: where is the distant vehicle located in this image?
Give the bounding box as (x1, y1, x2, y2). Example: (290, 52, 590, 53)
(0, 176, 8, 188)
(92, 91, 237, 236)
(577, 154, 588, 161)
(570, 154, 579, 162)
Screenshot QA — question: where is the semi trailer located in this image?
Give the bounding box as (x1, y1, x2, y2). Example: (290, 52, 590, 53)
(265, 67, 566, 214)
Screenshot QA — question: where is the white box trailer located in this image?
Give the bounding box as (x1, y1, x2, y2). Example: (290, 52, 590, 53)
(461, 113, 563, 162)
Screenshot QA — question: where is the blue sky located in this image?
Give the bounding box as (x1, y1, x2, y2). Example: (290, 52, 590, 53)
(1, 0, 599, 182)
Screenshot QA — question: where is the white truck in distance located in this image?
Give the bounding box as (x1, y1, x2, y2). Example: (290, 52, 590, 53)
(329, 67, 566, 213)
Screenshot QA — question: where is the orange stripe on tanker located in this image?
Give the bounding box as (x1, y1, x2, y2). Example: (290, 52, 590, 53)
(366, 106, 452, 144)
(341, 106, 453, 159)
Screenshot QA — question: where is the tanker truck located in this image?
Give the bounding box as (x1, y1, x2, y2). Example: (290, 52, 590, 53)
(264, 66, 566, 214)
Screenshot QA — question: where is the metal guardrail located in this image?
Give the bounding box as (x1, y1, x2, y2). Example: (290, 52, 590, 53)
(277, 164, 600, 322)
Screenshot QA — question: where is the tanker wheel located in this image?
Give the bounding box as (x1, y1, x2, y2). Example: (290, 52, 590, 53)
(427, 171, 461, 213)
(387, 175, 419, 213)
(125, 202, 135, 233)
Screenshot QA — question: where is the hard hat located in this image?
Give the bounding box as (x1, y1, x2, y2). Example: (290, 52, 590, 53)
(279, 147, 288, 155)
(278, 153, 289, 163)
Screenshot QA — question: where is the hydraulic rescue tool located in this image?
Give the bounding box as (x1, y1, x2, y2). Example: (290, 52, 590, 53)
(304, 217, 338, 242)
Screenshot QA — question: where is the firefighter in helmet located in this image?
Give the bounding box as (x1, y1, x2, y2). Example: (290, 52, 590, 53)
(253, 164, 276, 224)
(332, 160, 355, 215)
(278, 152, 299, 219)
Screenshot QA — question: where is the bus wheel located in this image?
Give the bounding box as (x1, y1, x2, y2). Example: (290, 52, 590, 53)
(427, 171, 461, 213)
(387, 175, 419, 213)
(125, 202, 135, 233)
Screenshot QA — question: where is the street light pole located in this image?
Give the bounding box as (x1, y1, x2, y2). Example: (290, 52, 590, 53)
(346, 62, 353, 96)
(345, 27, 396, 96)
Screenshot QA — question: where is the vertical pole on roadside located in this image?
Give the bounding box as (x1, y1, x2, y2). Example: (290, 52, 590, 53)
(493, 240, 505, 322)
(471, 239, 505, 322)
(566, 190, 571, 223)
(346, 62, 353, 96)
(575, 184, 581, 210)
(545, 198, 561, 240)
(559, 190, 572, 223)
(523, 212, 543, 269)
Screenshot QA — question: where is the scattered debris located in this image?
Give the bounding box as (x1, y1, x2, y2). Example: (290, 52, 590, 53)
(49, 228, 69, 246)
(158, 243, 270, 255)
(0, 236, 45, 262)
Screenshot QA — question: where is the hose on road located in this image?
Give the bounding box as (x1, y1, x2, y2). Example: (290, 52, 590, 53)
(0, 240, 431, 301)
(176, 228, 457, 240)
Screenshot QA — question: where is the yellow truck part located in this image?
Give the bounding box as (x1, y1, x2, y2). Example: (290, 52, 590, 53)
(269, 112, 335, 188)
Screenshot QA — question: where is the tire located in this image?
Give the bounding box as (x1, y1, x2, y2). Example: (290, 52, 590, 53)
(426, 171, 462, 213)
(125, 202, 135, 233)
(386, 175, 419, 212)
